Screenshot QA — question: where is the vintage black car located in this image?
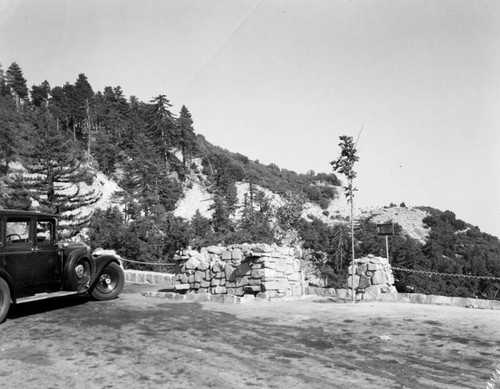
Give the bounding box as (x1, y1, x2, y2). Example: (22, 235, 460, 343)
(0, 209, 125, 323)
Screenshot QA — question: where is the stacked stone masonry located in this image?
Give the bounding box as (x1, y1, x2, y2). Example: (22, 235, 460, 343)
(347, 254, 398, 300)
(124, 251, 500, 309)
(172, 244, 304, 298)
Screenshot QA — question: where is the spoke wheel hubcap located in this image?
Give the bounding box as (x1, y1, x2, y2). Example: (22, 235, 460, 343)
(75, 264, 85, 279)
(100, 274, 112, 287)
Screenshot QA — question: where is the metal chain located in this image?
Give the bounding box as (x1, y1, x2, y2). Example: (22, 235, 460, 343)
(118, 258, 500, 281)
(392, 266, 500, 281)
(120, 257, 176, 267)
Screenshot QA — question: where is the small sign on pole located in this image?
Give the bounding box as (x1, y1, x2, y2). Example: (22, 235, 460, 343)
(377, 223, 394, 236)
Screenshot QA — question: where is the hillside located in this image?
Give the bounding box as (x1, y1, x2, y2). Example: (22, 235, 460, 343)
(1, 61, 499, 300)
(172, 175, 431, 244)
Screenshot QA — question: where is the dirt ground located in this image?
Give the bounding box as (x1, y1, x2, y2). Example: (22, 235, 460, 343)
(0, 283, 499, 389)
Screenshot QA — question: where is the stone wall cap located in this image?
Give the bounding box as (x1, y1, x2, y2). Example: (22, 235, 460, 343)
(207, 246, 225, 255)
(252, 244, 274, 253)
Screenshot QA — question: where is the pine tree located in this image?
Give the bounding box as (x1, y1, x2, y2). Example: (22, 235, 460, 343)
(48, 85, 70, 131)
(0, 94, 23, 174)
(0, 63, 11, 96)
(147, 94, 176, 169)
(177, 105, 197, 170)
(119, 128, 182, 218)
(120, 95, 148, 154)
(30, 80, 51, 107)
(19, 108, 99, 232)
(210, 153, 242, 212)
(57, 74, 94, 141)
(0, 173, 31, 210)
(238, 188, 274, 243)
(210, 194, 234, 241)
(189, 210, 213, 248)
(73, 73, 94, 125)
(92, 86, 130, 173)
(5, 62, 29, 106)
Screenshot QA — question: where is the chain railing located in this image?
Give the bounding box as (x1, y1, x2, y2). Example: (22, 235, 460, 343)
(119, 257, 176, 271)
(392, 266, 500, 281)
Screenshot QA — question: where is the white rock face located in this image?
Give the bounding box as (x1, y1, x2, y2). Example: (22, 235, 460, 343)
(361, 206, 430, 244)
(173, 181, 213, 219)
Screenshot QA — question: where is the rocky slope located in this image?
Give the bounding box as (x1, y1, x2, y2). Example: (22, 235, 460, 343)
(92, 169, 431, 244)
(358, 206, 430, 244)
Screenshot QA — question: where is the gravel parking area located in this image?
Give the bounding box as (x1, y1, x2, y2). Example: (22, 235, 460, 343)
(0, 283, 499, 388)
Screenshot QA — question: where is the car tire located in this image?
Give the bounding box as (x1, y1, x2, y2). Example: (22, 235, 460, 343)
(0, 278, 11, 324)
(91, 262, 125, 301)
(65, 255, 94, 292)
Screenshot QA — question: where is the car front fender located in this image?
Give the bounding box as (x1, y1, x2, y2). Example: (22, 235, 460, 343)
(0, 270, 16, 304)
(90, 255, 123, 288)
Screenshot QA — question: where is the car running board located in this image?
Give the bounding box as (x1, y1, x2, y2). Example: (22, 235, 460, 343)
(16, 291, 79, 304)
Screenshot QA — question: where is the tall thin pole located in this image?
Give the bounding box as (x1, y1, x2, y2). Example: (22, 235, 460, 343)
(350, 181, 355, 304)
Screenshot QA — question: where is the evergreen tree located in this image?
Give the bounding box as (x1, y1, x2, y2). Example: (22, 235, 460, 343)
(87, 207, 127, 250)
(62, 82, 78, 138)
(147, 94, 176, 169)
(275, 191, 305, 245)
(237, 188, 274, 244)
(120, 129, 183, 218)
(95, 86, 130, 139)
(0, 94, 21, 174)
(120, 95, 147, 154)
(30, 80, 51, 108)
(189, 210, 213, 248)
(0, 64, 11, 96)
(0, 174, 31, 210)
(210, 153, 243, 211)
(210, 194, 234, 241)
(120, 131, 162, 217)
(48, 85, 71, 131)
(5, 62, 29, 106)
(73, 73, 94, 124)
(92, 86, 130, 174)
(56, 74, 95, 141)
(19, 108, 99, 232)
(177, 105, 197, 170)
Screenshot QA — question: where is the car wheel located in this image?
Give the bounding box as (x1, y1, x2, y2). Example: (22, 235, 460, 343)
(0, 278, 11, 324)
(91, 262, 125, 301)
(65, 255, 93, 292)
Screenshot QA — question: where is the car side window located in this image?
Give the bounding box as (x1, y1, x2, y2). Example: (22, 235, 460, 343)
(6, 219, 31, 244)
(36, 219, 55, 243)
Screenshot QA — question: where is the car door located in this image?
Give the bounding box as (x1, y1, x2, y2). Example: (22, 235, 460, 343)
(3, 217, 35, 292)
(33, 217, 61, 285)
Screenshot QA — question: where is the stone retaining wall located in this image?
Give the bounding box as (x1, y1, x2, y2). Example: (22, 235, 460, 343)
(123, 251, 392, 301)
(170, 244, 304, 298)
(303, 286, 500, 309)
(347, 254, 398, 300)
(125, 270, 175, 287)
(124, 259, 500, 309)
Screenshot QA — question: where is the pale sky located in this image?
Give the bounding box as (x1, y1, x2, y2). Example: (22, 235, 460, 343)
(1, 0, 499, 237)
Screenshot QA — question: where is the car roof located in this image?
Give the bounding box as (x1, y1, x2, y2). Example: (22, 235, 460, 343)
(0, 209, 58, 219)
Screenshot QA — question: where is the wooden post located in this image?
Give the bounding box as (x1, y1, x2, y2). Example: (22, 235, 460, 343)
(386, 235, 389, 263)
